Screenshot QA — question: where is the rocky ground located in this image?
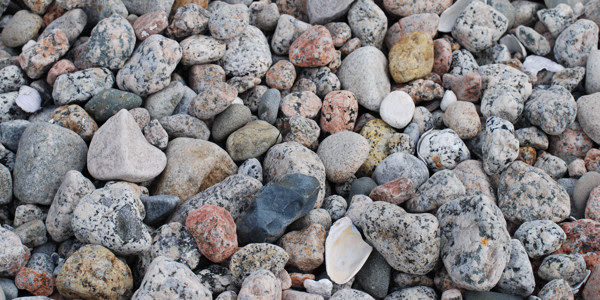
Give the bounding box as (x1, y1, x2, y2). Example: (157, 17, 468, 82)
(0, 0, 599, 299)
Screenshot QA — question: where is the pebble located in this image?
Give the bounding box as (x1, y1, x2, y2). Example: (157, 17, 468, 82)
(140, 195, 179, 225)
(553, 66, 586, 92)
(15, 252, 55, 296)
(587, 49, 600, 94)
(515, 126, 549, 150)
(53, 68, 115, 105)
(515, 25, 551, 56)
(583, 265, 600, 300)
(248, 1, 279, 32)
(212, 103, 252, 140)
(549, 121, 593, 161)
(573, 171, 600, 219)
(56, 244, 133, 300)
(322, 195, 347, 221)
(338, 46, 390, 111)
(0, 120, 29, 152)
(87, 109, 166, 182)
(347, 0, 387, 49)
(195, 265, 233, 294)
(226, 120, 282, 161)
(437, 195, 511, 291)
(538, 253, 586, 285)
(0, 226, 30, 277)
(386, 13, 440, 49)
(0, 164, 11, 205)
(369, 177, 415, 205)
(133, 11, 169, 41)
(289, 25, 335, 67)
(537, 279, 574, 300)
(537, 4, 574, 37)
(180, 35, 226, 66)
(443, 101, 480, 139)
(452, 1, 509, 52)
(266, 60, 296, 90)
(498, 161, 570, 223)
(325, 22, 351, 47)
(379, 91, 415, 130)
(418, 129, 471, 171)
(238, 269, 282, 299)
(133, 257, 211, 299)
(389, 32, 434, 84)
(386, 287, 437, 300)
(289, 208, 331, 231)
(49, 104, 98, 142)
(534, 151, 568, 179)
(320, 90, 358, 134)
(221, 25, 272, 78)
(189, 81, 237, 119)
(13, 220, 47, 247)
(569, 159, 587, 178)
(373, 152, 429, 188)
(143, 119, 168, 149)
(154, 138, 236, 201)
(186, 205, 237, 263)
(555, 219, 600, 269)
(577, 93, 600, 144)
(2, 10, 43, 48)
(482, 118, 519, 175)
(524, 85, 577, 136)
(46, 60, 77, 87)
(85, 88, 143, 123)
(271, 14, 311, 55)
(514, 220, 566, 258)
(279, 224, 325, 272)
(317, 131, 369, 183)
(116, 34, 182, 97)
(554, 19, 598, 68)
(209, 3, 249, 40)
(0, 66, 26, 94)
(354, 250, 390, 298)
(18, 30, 70, 80)
(495, 239, 535, 297)
(166, 4, 209, 39)
(283, 115, 320, 150)
(85, 14, 136, 70)
(229, 243, 289, 286)
(330, 289, 375, 300)
(405, 170, 466, 213)
(281, 91, 322, 119)
(160, 114, 210, 140)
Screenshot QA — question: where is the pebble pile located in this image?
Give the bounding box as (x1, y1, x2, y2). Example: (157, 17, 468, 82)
(0, 0, 599, 299)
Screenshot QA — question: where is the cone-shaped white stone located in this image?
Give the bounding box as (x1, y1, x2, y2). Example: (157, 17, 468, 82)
(87, 109, 167, 182)
(325, 217, 372, 284)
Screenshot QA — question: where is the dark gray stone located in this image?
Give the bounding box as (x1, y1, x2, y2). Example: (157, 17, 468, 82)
(355, 249, 390, 299)
(236, 173, 320, 244)
(572, 171, 600, 219)
(257, 88, 280, 125)
(0, 120, 29, 152)
(141, 195, 180, 226)
(85, 89, 143, 123)
(349, 177, 377, 200)
(212, 104, 252, 141)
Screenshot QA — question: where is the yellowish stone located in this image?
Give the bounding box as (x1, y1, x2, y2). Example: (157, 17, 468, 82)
(357, 119, 397, 176)
(388, 31, 434, 84)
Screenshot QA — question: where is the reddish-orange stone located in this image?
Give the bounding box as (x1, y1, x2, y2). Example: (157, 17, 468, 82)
(289, 25, 335, 68)
(433, 38, 452, 75)
(442, 72, 482, 102)
(47, 59, 77, 86)
(549, 122, 594, 159)
(585, 149, 600, 172)
(583, 265, 600, 300)
(320, 90, 359, 134)
(369, 177, 415, 205)
(289, 273, 315, 289)
(133, 11, 169, 41)
(186, 205, 238, 263)
(15, 267, 55, 296)
(554, 219, 600, 270)
(281, 91, 322, 119)
(266, 60, 297, 90)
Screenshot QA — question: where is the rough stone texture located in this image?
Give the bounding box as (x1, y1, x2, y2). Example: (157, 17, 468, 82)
(405, 170, 466, 213)
(306, 0, 354, 24)
(577, 93, 600, 144)
(554, 19, 599, 68)
(389, 32, 433, 84)
(186, 205, 238, 263)
(330, 289, 375, 300)
(362, 201, 440, 275)
(555, 219, 600, 270)
(229, 243, 289, 286)
(320, 90, 358, 134)
(385, 287, 437, 300)
(373, 152, 429, 187)
(85, 14, 136, 70)
(72, 185, 151, 256)
(13, 123, 87, 205)
(524, 85, 577, 136)
(167, 4, 210, 39)
(56, 244, 133, 300)
(132, 257, 211, 300)
(209, 3, 249, 40)
(289, 25, 336, 68)
(279, 224, 325, 272)
(535, 151, 568, 180)
(443, 101, 480, 139)
(18, 30, 70, 80)
(122, 0, 174, 15)
(317, 131, 369, 183)
(87, 109, 166, 182)
(538, 254, 586, 286)
(587, 49, 600, 94)
(0, 164, 11, 205)
(160, 114, 210, 140)
(347, 0, 387, 49)
(86, 89, 143, 123)
(338, 46, 390, 111)
(116, 34, 182, 97)
(495, 239, 535, 297)
(226, 120, 282, 161)
(498, 161, 570, 223)
(138, 222, 201, 273)
(238, 269, 282, 300)
(133, 11, 169, 41)
(514, 220, 566, 259)
(53, 68, 115, 105)
(49, 105, 98, 142)
(2, 10, 43, 48)
(369, 177, 415, 205)
(482, 121, 520, 176)
(537, 279, 574, 300)
(437, 195, 511, 291)
(0, 66, 27, 94)
(0, 226, 30, 277)
(418, 129, 471, 171)
(180, 35, 226, 66)
(452, 1, 509, 52)
(220, 25, 272, 78)
(477, 64, 532, 101)
(154, 138, 237, 201)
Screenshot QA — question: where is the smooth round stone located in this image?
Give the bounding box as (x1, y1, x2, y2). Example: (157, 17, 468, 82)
(85, 89, 143, 122)
(85, 14, 136, 70)
(266, 60, 296, 90)
(19, 30, 70, 80)
(283, 115, 320, 150)
(0, 120, 30, 152)
(347, 0, 387, 48)
(281, 91, 322, 119)
(452, 1, 509, 53)
(226, 120, 282, 161)
(349, 177, 377, 200)
(577, 93, 600, 144)
(53, 68, 115, 105)
(586, 49, 600, 94)
(418, 129, 470, 171)
(180, 35, 226, 66)
(338, 46, 390, 111)
(554, 19, 599, 68)
(279, 224, 325, 272)
(437, 195, 511, 291)
(389, 32, 434, 84)
(538, 279, 574, 300)
(495, 239, 535, 297)
(373, 152, 429, 187)
(325, 22, 351, 47)
(320, 90, 359, 135)
(46, 59, 77, 86)
(289, 25, 335, 68)
(166, 4, 210, 39)
(186, 205, 238, 263)
(443, 101, 480, 140)
(514, 220, 566, 258)
(305, 0, 353, 24)
(270, 14, 311, 55)
(212, 104, 252, 141)
(379, 91, 415, 130)
(49, 104, 98, 142)
(534, 151, 567, 180)
(229, 243, 289, 286)
(572, 171, 600, 219)
(405, 170, 466, 213)
(317, 131, 369, 183)
(440, 90, 457, 112)
(220, 25, 272, 78)
(209, 3, 249, 40)
(2, 10, 43, 47)
(189, 81, 237, 119)
(354, 250, 390, 298)
(538, 254, 586, 286)
(140, 195, 179, 225)
(133, 11, 169, 40)
(498, 161, 570, 223)
(249, 1, 279, 32)
(524, 85, 577, 136)
(0, 66, 27, 94)
(0, 227, 30, 278)
(385, 13, 439, 49)
(583, 265, 600, 300)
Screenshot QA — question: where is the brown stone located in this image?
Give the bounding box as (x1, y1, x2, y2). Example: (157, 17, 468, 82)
(266, 60, 297, 90)
(389, 32, 434, 84)
(442, 72, 482, 102)
(279, 224, 326, 272)
(49, 105, 98, 142)
(586, 149, 600, 172)
(433, 38, 452, 75)
(583, 265, 600, 300)
(369, 177, 415, 205)
(186, 205, 238, 263)
(290, 273, 315, 289)
(47, 59, 77, 86)
(517, 146, 537, 165)
(133, 10, 169, 40)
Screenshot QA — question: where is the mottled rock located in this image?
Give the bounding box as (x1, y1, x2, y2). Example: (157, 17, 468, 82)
(538, 254, 586, 285)
(229, 243, 289, 286)
(496, 239, 535, 297)
(373, 152, 429, 187)
(320, 90, 358, 134)
(133, 257, 211, 299)
(133, 11, 169, 40)
(418, 129, 471, 171)
(49, 104, 98, 142)
(238, 269, 282, 299)
(186, 205, 237, 263)
(406, 170, 466, 213)
(317, 131, 369, 183)
(18, 30, 70, 80)
(53, 68, 115, 105)
(0, 227, 30, 277)
(2, 10, 43, 48)
(279, 224, 325, 272)
(554, 19, 599, 68)
(85, 89, 143, 123)
(85, 14, 136, 70)
(347, 0, 387, 48)
(514, 220, 566, 259)
(452, 1, 509, 52)
(220, 25, 272, 78)
(289, 25, 335, 67)
(538, 279, 574, 300)
(525, 85, 577, 136)
(443, 101, 480, 139)
(389, 32, 433, 84)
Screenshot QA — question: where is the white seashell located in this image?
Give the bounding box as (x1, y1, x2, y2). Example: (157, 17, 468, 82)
(438, 0, 474, 32)
(440, 90, 457, 112)
(325, 217, 372, 285)
(15, 85, 41, 113)
(499, 34, 527, 58)
(522, 55, 565, 76)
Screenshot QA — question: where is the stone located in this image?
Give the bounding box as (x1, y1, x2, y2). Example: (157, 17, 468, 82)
(49, 105, 98, 142)
(362, 201, 440, 275)
(266, 61, 296, 90)
(186, 205, 237, 263)
(279, 224, 326, 272)
(552, 67, 586, 92)
(166, 4, 210, 39)
(443, 101, 480, 139)
(537, 4, 574, 38)
(330, 289, 375, 300)
(236, 173, 320, 244)
(220, 25, 272, 78)
(87, 109, 166, 182)
(322, 195, 347, 221)
(347, 0, 387, 48)
(516, 127, 549, 150)
(195, 265, 233, 294)
(317, 131, 369, 183)
(555, 219, 600, 269)
(535, 151, 568, 179)
(189, 81, 237, 119)
(226, 120, 282, 161)
(14, 252, 55, 296)
(159, 114, 210, 140)
(514, 220, 566, 259)
(320, 90, 358, 134)
(121, 0, 174, 15)
(85, 14, 136, 70)
(418, 129, 471, 171)
(498, 161, 570, 223)
(271, 14, 311, 55)
(229, 243, 289, 286)
(46, 170, 94, 242)
(573, 172, 600, 219)
(2, 10, 43, 47)
(72, 185, 151, 255)
(85, 89, 143, 123)
(583, 265, 600, 300)
(289, 25, 335, 68)
(478, 64, 532, 102)
(0, 120, 29, 153)
(386, 287, 437, 300)
(437, 195, 511, 291)
(373, 152, 429, 187)
(515, 25, 551, 56)
(133, 257, 211, 299)
(389, 32, 434, 84)
(53, 68, 115, 105)
(238, 269, 282, 299)
(18, 30, 70, 80)
(140, 195, 178, 225)
(0, 278, 18, 300)
(12, 219, 47, 247)
(305, 0, 353, 24)
(133, 11, 169, 40)
(249, 1, 279, 32)
(0, 227, 30, 277)
(577, 93, 600, 145)
(496, 239, 535, 297)
(379, 91, 415, 130)
(386, 13, 439, 49)
(405, 170, 466, 213)
(554, 19, 599, 68)
(538, 254, 586, 286)
(304, 279, 333, 299)
(145, 80, 185, 120)
(538, 279, 575, 300)
(212, 104, 252, 141)
(525, 85, 577, 136)
(13, 123, 87, 205)
(0, 164, 11, 205)
(452, 1, 509, 52)
(452, 160, 496, 202)
(338, 46, 390, 111)
(0, 66, 27, 94)
(180, 35, 226, 66)
(281, 91, 322, 119)
(116, 34, 182, 97)
(209, 3, 249, 40)
(587, 49, 600, 94)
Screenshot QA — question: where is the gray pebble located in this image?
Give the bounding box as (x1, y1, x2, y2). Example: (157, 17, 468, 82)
(180, 35, 226, 66)
(53, 68, 115, 105)
(258, 88, 281, 124)
(0, 66, 26, 94)
(166, 4, 210, 40)
(270, 14, 311, 55)
(418, 129, 470, 171)
(450, 50, 479, 76)
(249, 1, 279, 32)
(524, 85, 576, 136)
(237, 158, 263, 182)
(347, 0, 387, 49)
(554, 19, 599, 67)
(160, 114, 210, 141)
(538, 254, 586, 286)
(0, 120, 30, 152)
(220, 25, 272, 78)
(537, 279, 574, 300)
(405, 170, 466, 213)
(1, 10, 42, 48)
(495, 239, 535, 297)
(515, 126, 549, 150)
(514, 220, 566, 259)
(212, 104, 252, 141)
(373, 152, 429, 187)
(85, 14, 135, 70)
(452, 1, 509, 52)
(537, 3, 574, 37)
(515, 25, 551, 55)
(209, 3, 249, 40)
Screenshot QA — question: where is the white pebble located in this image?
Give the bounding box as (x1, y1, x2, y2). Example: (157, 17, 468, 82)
(15, 85, 41, 113)
(440, 90, 457, 112)
(379, 91, 414, 129)
(304, 278, 333, 299)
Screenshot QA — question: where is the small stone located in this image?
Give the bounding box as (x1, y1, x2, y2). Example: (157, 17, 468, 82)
(87, 109, 166, 182)
(450, 50, 479, 76)
(18, 30, 70, 80)
(325, 22, 351, 47)
(452, 1, 509, 52)
(166, 4, 210, 39)
(284, 116, 320, 150)
(248, 1, 279, 32)
(442, 72, 482, 103)
(49, 105, 98, 142)
(226, 120, 282, 161)
(378, 91, 415, 130)
(587, 49, 600, 94)
(389, 32, 434, 84)
(552, 67, 586, 92)
(116, 34, 182, 97)
(405, 170, 466, 213)
(385, 13, 439, 49)
(317, 131, 369, 183)
(354, 249, 390, 298)
(555, 219, 600, 269)
(2, 10, 43, 48)
(369, 177, 415, 205)
(288, 208, 332, 231)
(524, 85, 577, 136)
(0, 226, 30, 277)
(514, 220, 566, 259)
(229, 243, 289, 286)
(538, 279, 574, 300)
(577, 93, 600, 145)
(554, 19, 599, 68)
(56, 244, 133, 300)
(538, 254, 586, 285)
(281, 91, 322, 119)
(133, 257, 211, 299)
(373, 152, 429, 187)
(516, 127, 549, 150)
(305, 0, 353, 24)
(266, 60, 296, 90)
(433, 39, 453, 75)
(53, 68, 115, 105)
(299, 66, 340, 98)
(279, 224, 326, 272)
(180, 35, 226, 66)
(347, 0, 387, 48)
(586, 185, 600, 222)
(418, 129, 471, 171)
(189, 81, 237, 119)
(453, 160, 496, 202)
(515, 25, 551, 55)
(583, 265, 600, 300)
(143, 119, 168, 150)
(569, 159, 587, 178)
(549, 121, 593, 161)
(14, 252, 55, 296)
(46, 59, 77, 86)
(386, 287, 437, 300)
(0, 120, 30, 152)
(209, 3, 249, 40)
(534, 151, 568, 179)
(322, 195, 347, 221)
(133, 11, 168, 40)
(121, 0, 173, 15)
(220, 25, 272, 78)
(0, 164, 11, 205)
(195, 265, 233, 294)
(85, 14, 136, 70)
(186, 205, 237, 263)
(495, 239, 535, 297)
(212, 104, 252, 141)
(140, 195, 179, 225)
(159, 114, 210, 140)
(289, 25, 335, 68)
(443, 101, 480, 139)
(13, 220, 47, 247)
(437, 195, 511, 291)
(271, 14, 311, 55)
(482, 118, 519, 175)
(85, 89, 143, 123)
(0, 66, 27, 94)
(238, 269, 282, 299)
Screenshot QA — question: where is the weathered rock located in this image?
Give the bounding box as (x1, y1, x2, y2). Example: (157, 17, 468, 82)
(389, 32, 434, 84)
(495, 239, 535, 297)
(0, 226, 30, 277)
(317, 131, 369, 183)
(85, 14, 136, 70)
(53, 68, 115, 105)
(186, 205, 238, 263)
(229, 243, 289, 286)
(514, 220, 566, 259)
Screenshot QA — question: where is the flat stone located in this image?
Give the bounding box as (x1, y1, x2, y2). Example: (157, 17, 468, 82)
(380, 91, 415, 130)
(160, 114, 210, 140)
(53, 68, 115, 106)
(226, 120, 282, 161)
(2, 10, 42, 48)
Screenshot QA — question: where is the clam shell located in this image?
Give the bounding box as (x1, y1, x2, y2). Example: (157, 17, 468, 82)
(522, 55, 564, 76)
(15, 85, 41, 113)
(325, 217, 372, 284)
(499, 34, 527, 58)
(438, 0, 475, 32)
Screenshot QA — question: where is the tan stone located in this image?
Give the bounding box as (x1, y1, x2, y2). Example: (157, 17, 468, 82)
(388, 31, 434, 83)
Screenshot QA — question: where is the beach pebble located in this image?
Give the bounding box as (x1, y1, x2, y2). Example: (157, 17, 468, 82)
(553, 66, 585, 92)
(538, 279, 574, 300)
(0, 66, 27, 94)
(320, 90, 358, 134)
(289, 25, 336, 68)
(586, 49, 600, 94)
(212, 104, 252, 141)
(279, 224, 325, 272)
(379, 91, 415, 130)
(524, 85, 576, 136)
(133, 11, 169, 41)
(229, 243, 289, 286)
(514, 220, 566, 258)
(389, 32, 434, 84)
(133, 257, 211, 299)
(554, 19, 598, 68)
(180, 35, 226, 66)
(442, 101, 480, 139)
(577, 93, 600, 144)
(538, 254, 586, 285)
(166, 4, 210, 39)
(248, 1, 279, 32)
(220, 25, 272, 78)
(283, 115, 320, 150)
(537, 4, 574, 37)
(347, 0, 387, 49)
(266, 60, 296, 90)
(515, 25, 551, 55)
(18, 30, 70, 80)
(405, 170, 466, 213)
(2, 10, 43, 48)
(186, 205, 238, 263)
(534, 151, 568, 179)
(386, 287, 437, 300)
(0, 226, 30, 277)
(209, 3, 249, 40)
(53, 68, 115, 105)
(418, 129, 470, 171)
(271, 14, 311, 55)
(226, 120, 282, 161)
(452, 1, 509, 53)
(373, 152, 429, 187)
(495, 239, 535, 297)
(85, 14, 136, 70)
(317, 131, 369, 183)
(238, 269, 282, 299)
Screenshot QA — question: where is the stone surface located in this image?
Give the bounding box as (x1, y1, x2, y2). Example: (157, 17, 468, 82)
(379, 91, 415, 130)
(53, 68, 115, 105)
(418, 129, 471, 171)
(555, 219, 600, 270)
(405, 170, 466, 213)
(85, 14, 136, 70)
(279, 224, 325, 272)
(389, 32, 434, 84)
(496, 239, 535, 297)
(180, 35, 226, 66)
(49, 104, 98, 142)
(2, 10, 43, 48)
(347, 0, 387, 48)
(524, 85, 577, 136)
(554, 19, 599, 68)
(238, 269, 282, 299)
(85, 89, 143, 123)
(452, 1, 509, 52)
(514, 220, 566, 259)
(306, 0, 354, 24)
(443, 101, 480, 139)
(289, 25, 336, 68)
(538, 279, 574, 300)
(577, 93, 600, 144)
(209, 3, 249, 40)
(0, 226, 30, 277)
(226, 120, 282, 161)
(18, 30, 70, 80)
(133, 257, 211, 299)
(373, 152, 429, 187)
(538, 253, 586, 286)
(320, 90, 359, 134)
(229, 243, 289, 286)
(220, 25, 272, 78)
(133, 11, 169, 41)
(186, 205, 238, 263)
(317, 131, 369, 183)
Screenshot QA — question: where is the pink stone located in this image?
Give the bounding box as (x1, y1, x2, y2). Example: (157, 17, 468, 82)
(549, 121, 594, 159)
(278, 269, 292, 290)
(340, 37, 361, 56)
(385, 13, 440, 49)
(369, 177, 415, 205)
(279, 224, 326, 272)
(289, 25, 336, 68)
(47, 59, 77, 86)
(586, 186, 600, 222)
(15, 267, 55, 296)
(442, 72, 482, 102)
(585, 149, 600, 172)
(320, 90, 358, 134)
(283, 290, 324, 300)
(281, 91, 322, 119)
(0, 228, 31, 277)
(19, 30, 70, 80)
(266, 60, 297, 90)
(185, 205, 238, 263)
(433, 39, 452, 75)
(289, 273, 315, 289)
(583, 265, 600, 300)
(555, 219, 600, 270)
(133, 11, 169, 40)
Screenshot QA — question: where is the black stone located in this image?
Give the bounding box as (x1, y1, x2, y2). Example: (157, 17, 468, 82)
(141, 195, 179, 226)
